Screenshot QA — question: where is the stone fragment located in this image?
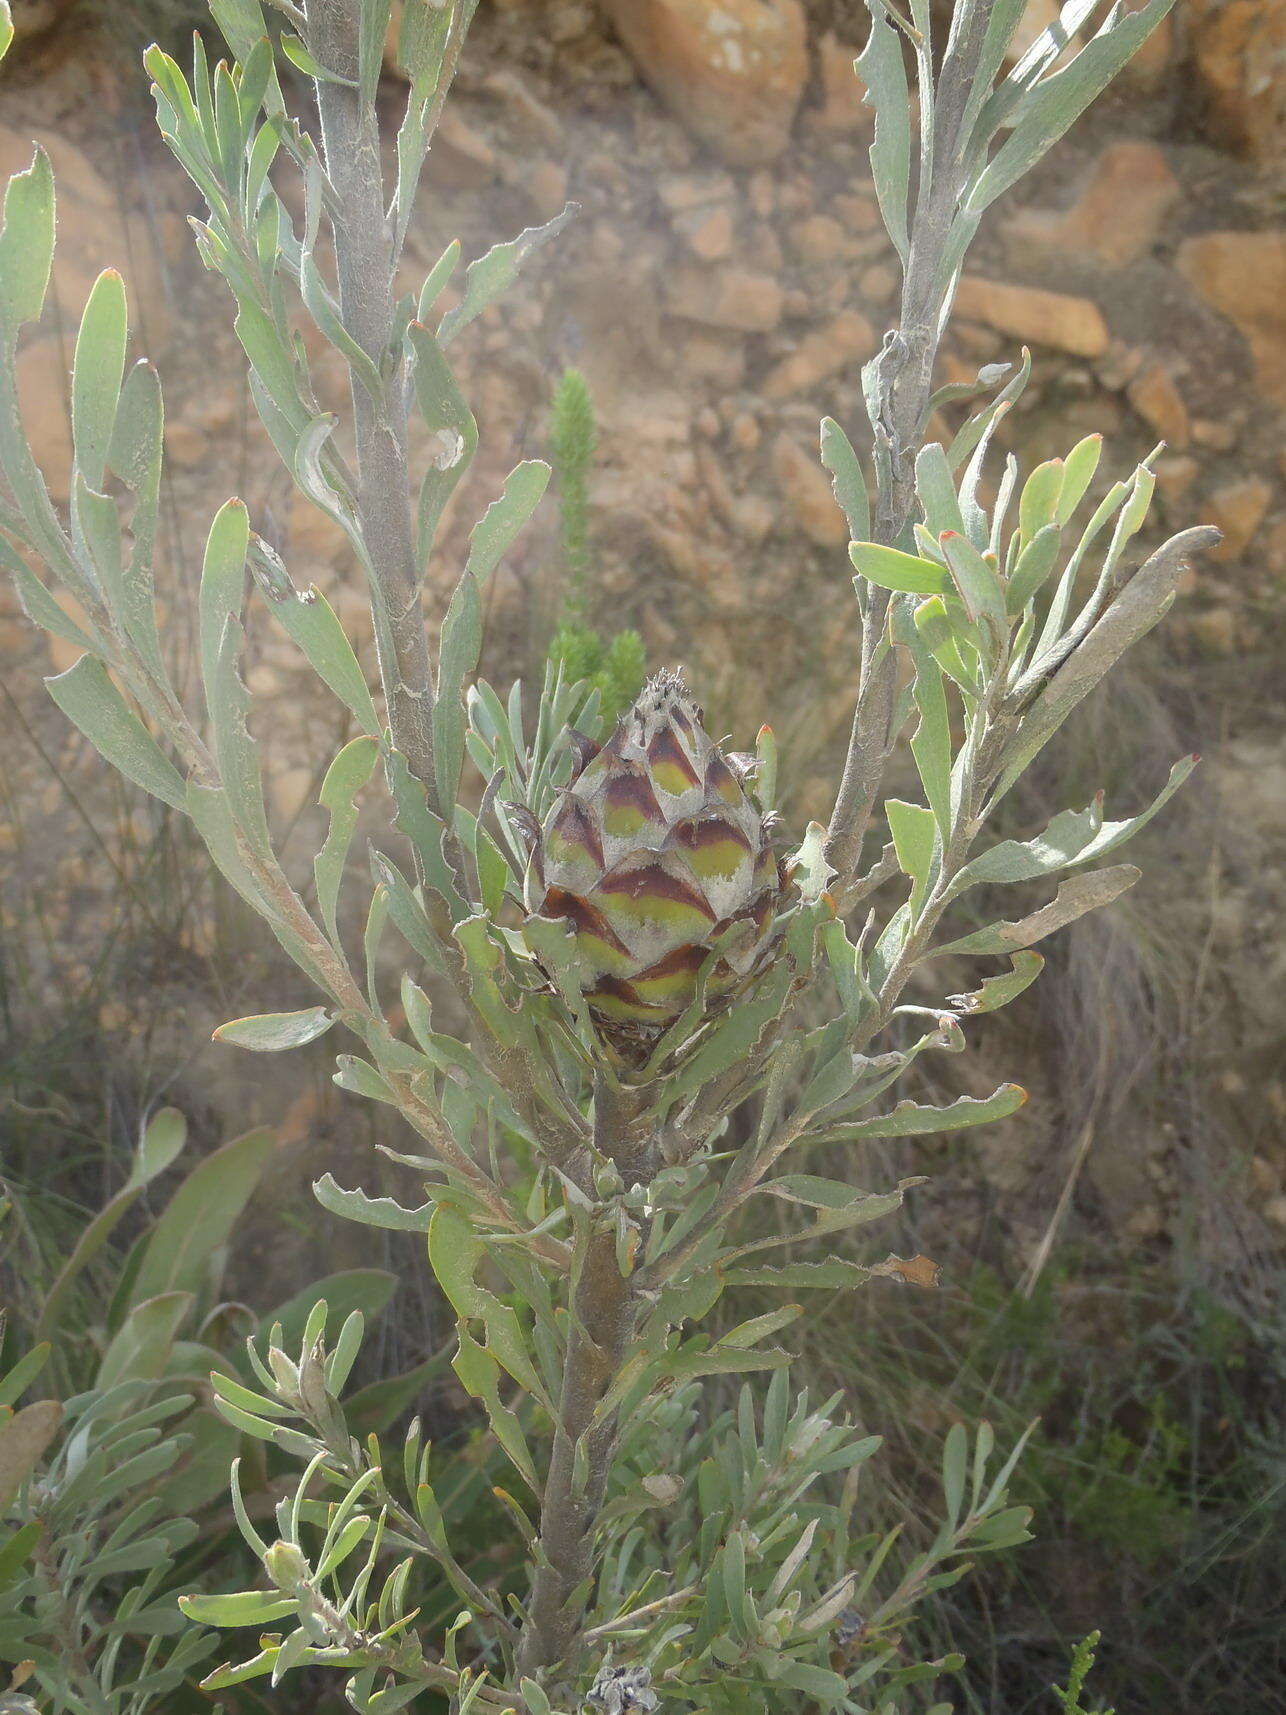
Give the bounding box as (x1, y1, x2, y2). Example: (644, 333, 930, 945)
(761, 310, 876, 400)
(602, 0, 808, 166)
(667, 265, 783, 332)
(675, 204, 734, 260)
(14, 335, 71, 504)
(772, 432, 846, 546)
(810, 33, 872, 136)
(954, 276, 1110, 358)
(1189, 0, 1286, 164)
(1206, 476, 1273, 562)
(1007, 141, 1179, 268)
(1177, 231, 1286, 405)
(1126, 362, 1189, 449)
(787, 213, 849, 264)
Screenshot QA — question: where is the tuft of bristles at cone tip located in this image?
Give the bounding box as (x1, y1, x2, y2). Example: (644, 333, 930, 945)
(526, 671, 785, 1032)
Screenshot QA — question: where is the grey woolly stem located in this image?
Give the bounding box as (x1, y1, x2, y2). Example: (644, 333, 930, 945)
(517, 1077, 640, 1682)
(308, 0, 440, 812)
(826, 0, 999, 880)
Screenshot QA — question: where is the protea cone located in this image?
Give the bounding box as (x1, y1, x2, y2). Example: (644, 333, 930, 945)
(527, 671, 785, 1030)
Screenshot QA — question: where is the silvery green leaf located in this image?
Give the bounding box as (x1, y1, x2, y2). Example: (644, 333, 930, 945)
(249, 536, 381, 734)
(967, 0, 1177, 214)
(199, 497, 250, 697)
(434, 461, 549, 810)
(312, 1174, 436, 1233)
(71, 269, 129, 493)
(915, 442, 967, 540)
(851, 540, 951, 596)
(933, 865, 1140, 957)
(439, 202, 577, 346)
(826, 1085, 1027, 1139)
(210, 614, 273, 859)
(857, 1, 911, 262)
(313, 733, 380, 945)
(819, 416, 870, 542)
(45, 655, 186, 809)
(213, 1007, 334, 1052)
(947, 347, 1031, 470)
(886, 798, 938, 914)
(107, 358, 167, 682)
(948, 951, 1045, 1015)
(0, 144, 54, 336)
(995, 528, 1217, 800)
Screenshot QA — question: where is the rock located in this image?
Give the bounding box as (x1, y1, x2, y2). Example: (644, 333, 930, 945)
(1189, 0, 1286, 163)
(667, 264, 783, 332)
(1007, 141, 1179, 268)
(521, 160, 569, 219)
(429, 109, 497, 187)
(602, 0, 808, 166)
(1206, 476, 1273, 561)
(14, 334, 72, 504)
(954, 276, 1109, 358)
(787, 213, 850, 264)
(1126, 362, 1189, 448)
(809, 32, 872, 137)
(659, 169, 735, 211)
(675, 204, 735, 260)
(761, 309, 876, 400)
(1177, 231, 1286, 405)
(771, 432, 846, 546)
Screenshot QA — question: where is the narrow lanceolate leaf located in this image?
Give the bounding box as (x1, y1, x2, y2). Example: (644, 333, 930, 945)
(820, 416, 870, 542)
(0, 145, 55, 336)
(858, 1, 911, 261)
(72, 270, 130, 492)
(993, 527, 1218, 801)
(249, 536, 380, 734)
(199, 498, 250, 696)
(967, 0, 1178, 214)
(213, 1007, 334, 1052)
(825, 1085, 1028, 1140)
(949, 951, 1045, 1015)
(129, 1126, 277, 1304)
(313, 1173, 436, 1233)
(885, 798, 937, 915)
(45, 655, 186, 808)
(108, 359, 167, 682)
(433, 461, 550, 811)
(439, 203, 577, 345)
(851, 540, 952, 595)
(933, 865, 1141, 958)
(314, 734, 381, 947)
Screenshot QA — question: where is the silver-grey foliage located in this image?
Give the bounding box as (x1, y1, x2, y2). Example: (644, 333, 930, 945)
(0, 0, 1211, 1709)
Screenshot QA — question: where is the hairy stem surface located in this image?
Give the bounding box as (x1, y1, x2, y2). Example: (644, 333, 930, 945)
(309, 0, 440, 810)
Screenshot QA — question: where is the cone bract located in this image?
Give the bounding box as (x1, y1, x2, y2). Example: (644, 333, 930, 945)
(527, 672, 785, 1029)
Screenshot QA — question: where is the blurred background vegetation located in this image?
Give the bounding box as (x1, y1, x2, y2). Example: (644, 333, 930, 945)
(1, 0, 1282, 1710)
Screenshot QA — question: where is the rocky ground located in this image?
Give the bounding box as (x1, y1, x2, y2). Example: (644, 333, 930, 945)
(1, 1, 1283, 1705)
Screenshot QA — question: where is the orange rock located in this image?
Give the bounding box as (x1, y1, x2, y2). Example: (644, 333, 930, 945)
(602, 0, 808, 166)
(1127, 362, 1190, 449)
(667, 264, 783, 332)
(787, 213, 850, 264)
(677, 204, 735, 260)
(1189, 0, 1286, 163)
(1178, 231, 1286, 405)
(1007, 140, 1179, 268)
(954, 276, 1110, 358)
(772, 432, 846, 546)
(810, 32, 872, 136)
(14, 335, 71, 505)
(1206, 476, 1273, 562)
(761, 309, 876, 400)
